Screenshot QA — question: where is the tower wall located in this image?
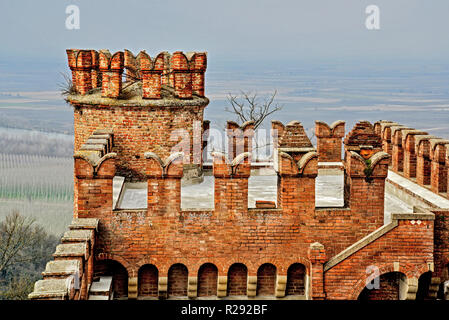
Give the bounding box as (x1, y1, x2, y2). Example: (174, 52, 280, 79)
(73, 104, 206, 180)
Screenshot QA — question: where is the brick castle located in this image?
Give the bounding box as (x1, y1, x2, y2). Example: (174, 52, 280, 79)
(28, 49, 449, 300)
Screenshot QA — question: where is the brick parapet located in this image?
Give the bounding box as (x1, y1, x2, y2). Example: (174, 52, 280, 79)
(315, 120, 345, 162)
(391, 126, 413, 173)
(226, 121, 255, 162)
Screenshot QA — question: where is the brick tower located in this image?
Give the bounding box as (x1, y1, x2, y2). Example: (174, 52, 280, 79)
(66, 49, 209, 183)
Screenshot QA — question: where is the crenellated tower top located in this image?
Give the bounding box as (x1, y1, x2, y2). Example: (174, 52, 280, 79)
(66, 48, 208, 104)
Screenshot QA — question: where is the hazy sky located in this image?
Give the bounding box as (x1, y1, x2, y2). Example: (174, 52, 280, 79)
(0, 0, 448, 64)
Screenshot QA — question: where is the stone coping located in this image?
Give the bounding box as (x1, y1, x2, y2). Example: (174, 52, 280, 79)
(68, 83, 209, 108)
(69, 218, 99, 231)
(86, 138, 108, 145)
(278, 147, 316, 153)
(401, 130, 428, 145)
(324, 211, 434, 272)
(387, 170, 449, 209)
(391, 126, 413, 138)
(390, 212, 435, 221)
(90, 276, 113, 293)
(380, 122, 399, 133)
(430, 139, 449, 151)
(42, 260, 80, 277)
(414, 135, 438, 151)
(61, 229, 93, 243)
(80, 144, 105, 151)
(28, 278, 72, 299)
(318, 162, 343, 167)
(53, 243, 88, 259)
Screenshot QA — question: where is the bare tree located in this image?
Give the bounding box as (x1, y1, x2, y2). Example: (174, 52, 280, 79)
(225, 91, 283, 160)
(0, 211, 48, 275)
(0, 211, 58, 299)
(225, 90, 283, 130)
(1, 276, 35, 300)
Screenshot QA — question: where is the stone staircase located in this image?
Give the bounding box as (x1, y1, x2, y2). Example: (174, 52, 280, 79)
(88, 276, 113, 300)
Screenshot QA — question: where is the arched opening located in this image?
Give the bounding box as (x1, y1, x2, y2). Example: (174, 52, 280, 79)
(138, 264, 158, 298)
(256, 263, 276, 297)
(94, 259, 128, 299)
(168, 263, 188, 298)
(227, 263, 248, 296)
(358, 272, 407, 300)
(197, 263, 218, 297)
(286, 263, 306, 296)
(416, 271, 432, 300)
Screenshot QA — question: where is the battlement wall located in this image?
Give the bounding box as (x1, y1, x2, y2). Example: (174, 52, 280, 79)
(375, 120, 449, 290)
(71, 121, 393, 274)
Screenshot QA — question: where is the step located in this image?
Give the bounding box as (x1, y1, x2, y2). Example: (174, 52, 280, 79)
(89, 276, 113, 296)
(88, 295, 110, 300)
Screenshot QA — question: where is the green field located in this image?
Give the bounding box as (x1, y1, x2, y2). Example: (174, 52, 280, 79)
(0, 153, 73, 236)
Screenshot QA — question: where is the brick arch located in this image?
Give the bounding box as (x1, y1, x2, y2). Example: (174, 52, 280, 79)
(256, 263, 277, 296)
(197, 263, 218, 297)
(167, 263, 188, 297)
(93, 258, 129, 299)
(227, 263, 248, 296)
(349, 263, 429, 300)
(286, 263, 306, 296)
(281, 257, 311, 276)
(138, 264, 158, 298)
(135, 257, 162, 275)
(358, 271, 407, 300)
(247, 259, 281, 275)
(95, 253, 135, 277)
(153, 258, 193, 276)
(244, 257, 310, 276)
(190, 258, 224, 276)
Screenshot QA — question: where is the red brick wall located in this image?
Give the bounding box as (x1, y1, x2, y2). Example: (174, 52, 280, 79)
(86, 148, 394, 293)
(417, 140, 432, 185)
(431, 144, 448, 193)
(404, 135, 418, 178)
(433, 210, 449, 278)
(256, 264, 276, 296)
(168, 264, 188, 297)
(73, 104, 205, 180)
(392, 143, 404, 172)
(315, 121, 345, 162)
(317, 137, 342, 162)
(286, 263, 306, 296)
(138, 264, 158, 297)
(197, 263, 218, 297)
(227, 263, 248, 296)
